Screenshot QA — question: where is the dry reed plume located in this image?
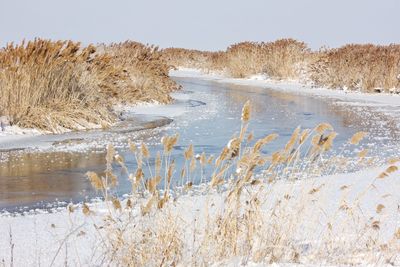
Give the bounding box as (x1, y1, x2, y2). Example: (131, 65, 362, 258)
(309, 44, 400, 92)
(163, 39, 400, 93)
(105, 41, 179, 103)
(0, 39, 116, 132)
(75, 101, 399, 266)
(225, 39, 309, 79)
(0, 39, 179, 132)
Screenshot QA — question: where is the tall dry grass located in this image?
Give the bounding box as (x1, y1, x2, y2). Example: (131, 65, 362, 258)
(163, 39, 400, 93)
(0, 39, 117, 132)
(309, 44, 400, 92)
(162, 47, 227, 73)
(225, 39, 309, 79)
(163, 39, 309, 79)
(105, 41, 179, 103)
(77, 101, 400, 266)
(0, 39, 179, 133)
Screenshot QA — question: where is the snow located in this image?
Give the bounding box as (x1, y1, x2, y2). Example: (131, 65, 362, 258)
(117, 94, 189, 118)
(0, 125, 43, 147)
(0, 164, 398, 266)
(0, 92, 197, 154)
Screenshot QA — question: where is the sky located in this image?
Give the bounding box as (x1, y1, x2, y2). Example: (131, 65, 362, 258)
(0, 0, 399, 51)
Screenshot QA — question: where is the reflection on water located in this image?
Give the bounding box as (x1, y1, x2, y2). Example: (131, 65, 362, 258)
(1, 77, 399, 211)
(0, 151, 106, 210)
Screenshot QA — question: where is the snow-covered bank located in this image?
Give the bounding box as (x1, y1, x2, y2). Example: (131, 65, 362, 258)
(170, 68, 400, 107)
(0, 100, 177, 153)
(114, 92, 194, 118)
(0, 124, 43, 148)
(0, 88, 210, 155)
(0, 163, 399, 266)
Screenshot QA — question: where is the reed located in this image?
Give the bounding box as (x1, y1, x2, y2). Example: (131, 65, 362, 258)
(225, 39, 309, 79)
(0, 39, 179, 133)
(79, 101, 399, 266)
(0, 39, 117, 132)
(162, 48, 226, 72)
(105, 41, 179, 103)
(162, 39, 309, 79)
(163, 40, 400, 93)
(309, 44, 400, 92)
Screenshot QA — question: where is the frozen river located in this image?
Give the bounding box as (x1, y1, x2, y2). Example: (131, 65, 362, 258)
(1, 76, 400, 212)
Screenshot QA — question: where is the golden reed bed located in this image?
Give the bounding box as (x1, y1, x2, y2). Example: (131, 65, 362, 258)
(0, 39, 178, 132)
(162, 39, 400, 93)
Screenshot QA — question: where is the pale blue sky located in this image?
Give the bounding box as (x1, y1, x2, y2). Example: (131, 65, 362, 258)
(0, 0, 399, 50)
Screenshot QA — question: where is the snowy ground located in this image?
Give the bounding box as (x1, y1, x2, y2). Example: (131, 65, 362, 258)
(0, 164, 399, 266)
(0, 125, 43, 149)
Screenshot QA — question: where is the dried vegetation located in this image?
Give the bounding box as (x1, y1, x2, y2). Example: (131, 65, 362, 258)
(105, 41, 179, 103)
(76, 101, 400, 266)
(164, 39, 400, 93)
(0, 39, 178, 132)
(309, 44, 400, 92)
(224, 39, 309, 79)
(0, 39, 115, 132)
(162, 47, 227, 72)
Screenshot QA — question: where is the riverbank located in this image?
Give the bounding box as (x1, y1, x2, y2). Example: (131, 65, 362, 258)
(170, 68, 400, 107)
(0, 101, 171, 153)
(163, 40, 400, 94)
